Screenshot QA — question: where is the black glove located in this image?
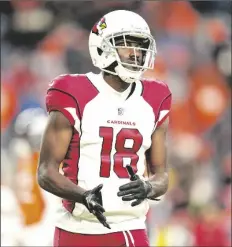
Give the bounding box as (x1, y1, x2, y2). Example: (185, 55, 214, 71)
(83, 184, 111, 229)
(117, 166, 159, 207)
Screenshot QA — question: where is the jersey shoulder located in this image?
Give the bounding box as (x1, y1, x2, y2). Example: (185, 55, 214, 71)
(141, 78, 171, 98)
(46, 73, 99, 120)
(48, 73, 91, 95)
(141, 78, 172, 124)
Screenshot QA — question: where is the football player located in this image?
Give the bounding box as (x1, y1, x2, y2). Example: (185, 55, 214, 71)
(38, 10, 172, 247)
(13, 108, 56, 246)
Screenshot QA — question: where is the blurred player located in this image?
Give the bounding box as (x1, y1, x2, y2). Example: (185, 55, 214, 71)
(12, 108, 57, 246)
(1, 150, 24, 246)
(38, 10, 172, 247)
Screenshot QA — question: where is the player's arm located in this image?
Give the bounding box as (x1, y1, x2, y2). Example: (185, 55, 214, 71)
(37, 110, 86, 203)
(38, 84, 110, 228)
(146, 93, 172, 199)
(38, 110, 110, 228)
(146, 116, 169, 198)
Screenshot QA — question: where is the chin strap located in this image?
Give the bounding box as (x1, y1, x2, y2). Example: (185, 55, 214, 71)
(101, 63, 144, 83)
(115, 64, 142, 83)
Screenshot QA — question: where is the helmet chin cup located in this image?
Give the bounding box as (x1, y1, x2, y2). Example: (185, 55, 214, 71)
(114, 64, 142, 83)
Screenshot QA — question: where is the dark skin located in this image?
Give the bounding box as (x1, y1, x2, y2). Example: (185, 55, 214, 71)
(103, 73, 129, 92)
(142, 117, 169, 197)
(147, 117, 169, 194)
(37, 111, 86, 203)
(37, 39, 168, 211)
(103, 39, 143, 92)
(38, 110, 110, 228)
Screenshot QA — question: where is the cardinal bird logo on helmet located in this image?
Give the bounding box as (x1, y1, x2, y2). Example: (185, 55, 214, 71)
(92, 17, 107, 35)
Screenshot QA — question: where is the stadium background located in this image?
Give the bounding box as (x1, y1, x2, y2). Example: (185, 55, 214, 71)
(1, 1, 231, 246)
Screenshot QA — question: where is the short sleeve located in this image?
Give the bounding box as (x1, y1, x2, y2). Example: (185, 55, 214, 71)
(156, 94, 172, 128)
(46, 90, 79, 126)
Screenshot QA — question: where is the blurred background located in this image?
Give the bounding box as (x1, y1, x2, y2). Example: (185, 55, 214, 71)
(1, 1, 231, 246)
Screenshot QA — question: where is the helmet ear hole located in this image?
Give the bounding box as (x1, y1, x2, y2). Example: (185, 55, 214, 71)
(97, 48, 103, 55)
(104, 61, 118, 72)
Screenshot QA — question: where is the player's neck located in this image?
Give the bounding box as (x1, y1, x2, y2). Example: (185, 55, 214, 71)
(102, 73, 130, 92)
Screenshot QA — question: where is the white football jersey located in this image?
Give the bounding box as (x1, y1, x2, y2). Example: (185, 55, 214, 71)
(46, 72, 171, 234)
